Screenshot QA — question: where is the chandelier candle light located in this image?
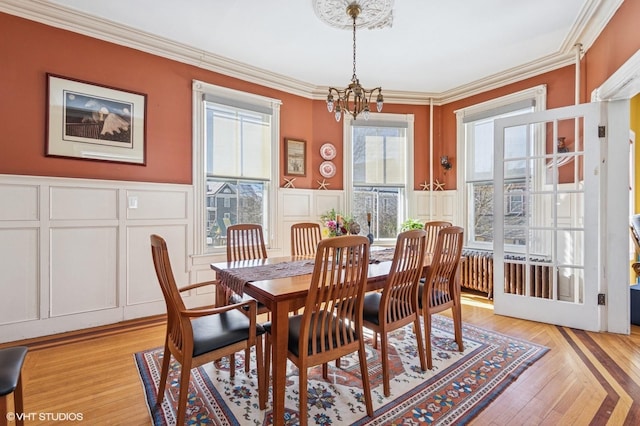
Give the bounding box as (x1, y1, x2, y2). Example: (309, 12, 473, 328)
(326, 2, 383, 121)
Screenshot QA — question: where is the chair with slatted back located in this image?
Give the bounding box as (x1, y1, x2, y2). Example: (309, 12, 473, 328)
(419, 226, 464, 369)
(291, 222, 322, 257)
(225, 223, 270, 370)
(362, 229, 428, 396)
(227, 223, 268, 261)
(264, 235, 374, 426)
(423, 221, 452, 255)
(150, 234, 267, 421)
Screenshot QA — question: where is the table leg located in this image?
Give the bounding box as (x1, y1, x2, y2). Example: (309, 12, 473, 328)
(270, 300, 290, 425)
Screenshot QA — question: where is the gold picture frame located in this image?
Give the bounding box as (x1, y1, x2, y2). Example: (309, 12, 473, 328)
(285, 138, 306, 176)
(46, 73, 147, 165)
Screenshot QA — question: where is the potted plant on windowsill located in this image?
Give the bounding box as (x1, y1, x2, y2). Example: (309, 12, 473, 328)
(400, 218, 424, 232)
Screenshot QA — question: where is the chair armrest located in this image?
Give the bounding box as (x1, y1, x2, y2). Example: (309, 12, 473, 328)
(180, 298, 257, 319)
(178, 280, 219, 293)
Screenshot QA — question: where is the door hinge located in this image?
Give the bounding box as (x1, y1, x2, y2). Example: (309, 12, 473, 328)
(598, 126, 606, 138)
(598, 293, 606, 305)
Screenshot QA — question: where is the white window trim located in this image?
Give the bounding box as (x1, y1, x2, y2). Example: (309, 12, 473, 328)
(343, 112, 416, 234)
(454, 85, 547, 250)
(192, 80, 281, 255)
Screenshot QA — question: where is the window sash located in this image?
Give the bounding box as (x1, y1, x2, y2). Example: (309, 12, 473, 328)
(206, 103, 271, 180)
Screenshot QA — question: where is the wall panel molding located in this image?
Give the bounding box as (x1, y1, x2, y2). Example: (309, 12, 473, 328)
(0, 174, 196, 342)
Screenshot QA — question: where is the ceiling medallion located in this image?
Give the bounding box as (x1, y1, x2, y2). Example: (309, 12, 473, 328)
(313, 0, 394, 30)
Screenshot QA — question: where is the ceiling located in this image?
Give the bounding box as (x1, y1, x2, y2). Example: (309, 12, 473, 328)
(3, 0, 622, 102)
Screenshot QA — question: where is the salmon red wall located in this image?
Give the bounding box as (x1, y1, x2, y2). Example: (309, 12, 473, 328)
(0, 12, 431, 189)
(0, 12, 314, 185)
(582, 0, 640, 99)
(2, 0, 640, 189)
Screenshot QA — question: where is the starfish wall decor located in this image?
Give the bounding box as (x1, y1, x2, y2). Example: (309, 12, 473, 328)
(283, 177, 296, 188)
(317, 179, 330, 190)
(433, 179, 445, 191)
(419, 179, 445, 191)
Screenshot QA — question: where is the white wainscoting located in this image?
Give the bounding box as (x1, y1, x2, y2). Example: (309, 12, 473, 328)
(0, 175, 459, 343)
(0, 174, 207, 342)
(415, 190, 457, 224)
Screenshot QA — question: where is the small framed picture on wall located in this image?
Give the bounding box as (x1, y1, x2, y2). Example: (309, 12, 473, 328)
(285, 138, 306, 176)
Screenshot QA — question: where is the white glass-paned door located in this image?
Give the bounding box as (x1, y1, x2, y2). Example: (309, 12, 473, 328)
(493, 102, 602, 331)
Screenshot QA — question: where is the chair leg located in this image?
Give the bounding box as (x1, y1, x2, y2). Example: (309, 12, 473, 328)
(424, 310, 434, 370)
(156, 344, 171, 404)
(245, 347, 251, 373)
(264, 333, 272, 386)
(357, 339, 374, 417)
(176, 361, 192, 424)
(380, 331, 391, 397)
(453, 303, 464, 352)
(413, 317, 427, 372)
(372, 331, 378, 349)
(299, 366, 309, 426)
(14, 373, 24, 426)
(255, 335, 267, 410)
(230, 353, 236, 377)
(1, 395, 8, 426)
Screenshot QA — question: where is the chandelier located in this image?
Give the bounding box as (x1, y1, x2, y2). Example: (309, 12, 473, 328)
(326, 2, 384, 122)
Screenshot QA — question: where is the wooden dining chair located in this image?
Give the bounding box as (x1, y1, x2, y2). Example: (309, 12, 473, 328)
(290, 222, 322, 256)
(0, 346, 28, 426)
(264, 235, 374, 426)
(150, 234, 267, 421)
(419, 226, 464, 369)
(225, 223, 271, 370)
(424, 221, 452, 255)
(227, 223, 268, 262)
(362, 229, 428, 396)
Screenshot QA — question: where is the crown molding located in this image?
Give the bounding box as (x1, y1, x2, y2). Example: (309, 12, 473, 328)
(0, 0, 623, 106)
(560, 0, 624, 53)
(0, 0, 318, 98)
(592, 48, 640, 101)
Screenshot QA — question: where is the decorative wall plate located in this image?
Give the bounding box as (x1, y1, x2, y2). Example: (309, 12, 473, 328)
(319, 161, 336, 178)
(320, 142, 337, 160)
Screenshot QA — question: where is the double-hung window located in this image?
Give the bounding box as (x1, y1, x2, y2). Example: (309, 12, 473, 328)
(457, 85, 546, 250)
(344, 114, 414, 242)
(193, 81, 281, 254)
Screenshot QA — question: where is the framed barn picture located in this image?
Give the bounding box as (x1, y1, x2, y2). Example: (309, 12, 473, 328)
(46, 74, 147, 165)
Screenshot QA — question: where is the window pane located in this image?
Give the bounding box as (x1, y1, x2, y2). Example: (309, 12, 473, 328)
(205, 178, 266, 250)
(352, 187, 401, 240)
(353, 126, 406, 186)
(468, 120, 494, 181)
(470, 182, 494, 243)
(206, 103, 271, 179)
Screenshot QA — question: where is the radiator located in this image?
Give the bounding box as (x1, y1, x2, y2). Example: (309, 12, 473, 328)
(460, 250, 493, 296)
(460, 250, 553, 299)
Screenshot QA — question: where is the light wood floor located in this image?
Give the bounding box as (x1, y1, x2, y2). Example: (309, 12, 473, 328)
(3, 293, 640, 425)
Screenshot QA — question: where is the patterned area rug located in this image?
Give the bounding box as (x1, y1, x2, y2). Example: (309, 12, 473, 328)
(135, 315, 548, 425)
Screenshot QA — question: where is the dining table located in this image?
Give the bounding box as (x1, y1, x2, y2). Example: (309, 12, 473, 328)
(210, 248, 430, 425)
